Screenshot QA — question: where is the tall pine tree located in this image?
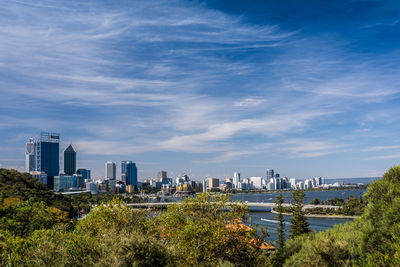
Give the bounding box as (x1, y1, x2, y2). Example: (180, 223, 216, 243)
(273, 193, 286, 267)
(290, 190, 309, 238)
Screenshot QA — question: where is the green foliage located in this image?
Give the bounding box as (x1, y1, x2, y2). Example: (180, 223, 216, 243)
(0, 199, 69, 237)
(358, 166, 400, 265)
(323, 197, 345, 206)
(283, 166, 400, 266)
(0, 190, 271, 266)
(309, 198, 321, 205)
(284, 221, 362, 267)
(156, 193, 269, 266)
(271, 193, 285, 267)
(0, 168, 72, 214)
(290, 190, 309, 238)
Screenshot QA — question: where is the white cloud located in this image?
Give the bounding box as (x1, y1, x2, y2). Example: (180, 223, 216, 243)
(362, 145, 400, 152)
(234, 97, 265, 107)
(279, 139, 347, 158)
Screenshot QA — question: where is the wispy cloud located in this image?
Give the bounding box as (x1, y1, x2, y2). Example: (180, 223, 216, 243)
(362, 145, 400, 152)
(1, 0, 400, 178)
(279, 139, 348, 158)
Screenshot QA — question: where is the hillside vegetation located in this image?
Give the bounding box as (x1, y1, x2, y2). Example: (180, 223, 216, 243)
(1, 167, 400, 266)
(0, 169, 72, 213)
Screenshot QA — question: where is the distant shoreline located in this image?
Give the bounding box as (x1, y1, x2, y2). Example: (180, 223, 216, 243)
(270, 210, 359, 219)
(226, 187, 367, 195)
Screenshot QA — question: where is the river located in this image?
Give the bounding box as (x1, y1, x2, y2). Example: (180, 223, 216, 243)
(231, 189, 365, 242)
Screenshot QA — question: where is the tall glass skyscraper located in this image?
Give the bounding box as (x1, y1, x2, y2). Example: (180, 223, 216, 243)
(36, 132, 60, 189)
(266, 169, 274, 183)
(63, 144, 76, 175)
(25, 138, 36, 172)
(125, 161, 137, 189)
(121, 160, 127, 182)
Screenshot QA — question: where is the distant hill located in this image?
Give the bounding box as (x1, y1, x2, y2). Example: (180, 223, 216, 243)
(0, 168, 72, 213)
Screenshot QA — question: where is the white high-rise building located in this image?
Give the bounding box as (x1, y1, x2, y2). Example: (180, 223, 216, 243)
(289, 178, 296, 189)
(233, 172, 240, 189)
(25, 138, 36, 172)
(105, 162, 116, 180)
(249, 177, 263, 189)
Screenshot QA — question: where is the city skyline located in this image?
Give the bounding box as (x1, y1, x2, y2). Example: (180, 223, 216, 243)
(1, 0, 400, 179)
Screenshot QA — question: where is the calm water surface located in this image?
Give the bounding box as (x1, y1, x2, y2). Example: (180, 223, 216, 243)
(232, 190, 364, 242)
(231, 189, 365, 203)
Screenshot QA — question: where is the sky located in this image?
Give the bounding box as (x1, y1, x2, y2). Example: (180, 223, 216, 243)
(1, 0, 400, 180)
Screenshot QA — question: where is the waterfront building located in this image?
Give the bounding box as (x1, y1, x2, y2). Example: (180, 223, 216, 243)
(157, 171, 167, 182)
(233, 172, 240, 189)
(105, 161, 116, 180)
(315, 176, 322, 186)
(266, 169, 274, 183)
(240, 182, 250, 190)
(305, 179, 312, 189)
(77, 168, 91, 180)
(63, 144, 76, 175)
(25, 138, 36, 172)
(125, 161, 138, 190)
(36, 132, 60, 189)
(176, 176, 185, 185)
(298, 181, 305, 190)
(207, 178, 219, 190)
(267, 181, 274, 191)
(289, 178, 296, 189)
(249, 177, 263, 189)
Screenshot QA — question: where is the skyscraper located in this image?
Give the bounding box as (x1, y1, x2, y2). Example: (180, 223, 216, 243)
(25, 138, 36, 172)
(121, 160, 127, 182)
(36, 132, 60, 189)
(157, 171, 167, 182)
(233, 172, 240, 189)
(125, 161, 138, 190)
(63, 144, 76, 175)
(266, 169, 274, 183)
(105, 161, 116, 180)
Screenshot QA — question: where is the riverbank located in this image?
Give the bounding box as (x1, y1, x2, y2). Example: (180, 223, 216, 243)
(270, 210, 359, 219)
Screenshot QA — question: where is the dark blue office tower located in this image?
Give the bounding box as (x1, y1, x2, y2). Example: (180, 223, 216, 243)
(125, 161, 138, 190)
(36, 132, 60, 189)
(77, 168, 91, 180)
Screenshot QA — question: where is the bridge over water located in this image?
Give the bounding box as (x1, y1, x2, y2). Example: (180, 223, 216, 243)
(127, 202, 340, 211)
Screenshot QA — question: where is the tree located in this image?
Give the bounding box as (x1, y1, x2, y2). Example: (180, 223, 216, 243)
(290, 190, 309, 238)
(273, 193, 285, 267)
(309, 198, 321, 205)
(156, 193, 269, 266)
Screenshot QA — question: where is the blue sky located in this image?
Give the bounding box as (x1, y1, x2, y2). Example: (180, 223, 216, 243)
(1, 0, 400, 180)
